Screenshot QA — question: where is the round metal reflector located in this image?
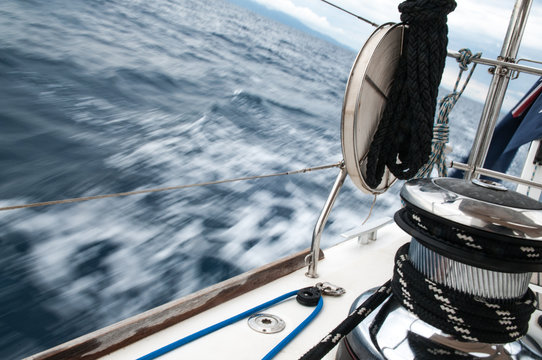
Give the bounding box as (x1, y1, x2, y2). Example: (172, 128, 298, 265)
(341, 23, 404, 194)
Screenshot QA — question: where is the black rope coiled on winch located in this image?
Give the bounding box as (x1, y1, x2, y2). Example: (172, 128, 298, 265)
(365, 0, 457, 188)
(392, 244, 537, 344)
(299, 243, 537, 360)
(400, 206, 542, 266)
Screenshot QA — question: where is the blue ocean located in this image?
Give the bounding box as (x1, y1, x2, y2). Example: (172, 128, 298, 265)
(0, 0, 515, 358)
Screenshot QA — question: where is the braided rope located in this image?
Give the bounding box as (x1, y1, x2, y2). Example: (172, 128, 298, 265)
(392, 243, 537, 344)
(298, 281, 392, 360)
(300, 237, 537, 359)
(402, 206, 542, 263)
(299, 242, 537, 359)
(416, 48, 482, 178)
(365, 0, 457, 188)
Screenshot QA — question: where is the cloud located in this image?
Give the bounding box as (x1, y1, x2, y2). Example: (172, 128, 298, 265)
(253, 0, 345, 36)
(338, 0, 401, 24)
(521, 5, 542, 51)
(448, 0, 540, 54)
(441, 66, 486, 99)
(448, 1, 510, 40)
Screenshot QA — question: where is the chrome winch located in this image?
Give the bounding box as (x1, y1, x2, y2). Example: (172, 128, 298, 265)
(336, 178, 542, 359)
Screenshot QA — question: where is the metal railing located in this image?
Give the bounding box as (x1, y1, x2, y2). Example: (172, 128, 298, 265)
(465, 0, 534, 181)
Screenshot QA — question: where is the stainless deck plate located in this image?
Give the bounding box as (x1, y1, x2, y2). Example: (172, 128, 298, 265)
(341, 23, 404, 194)
(247, 313, 286, 334)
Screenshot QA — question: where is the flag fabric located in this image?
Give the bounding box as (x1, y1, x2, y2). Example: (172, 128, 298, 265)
(462, 77, 542, 174)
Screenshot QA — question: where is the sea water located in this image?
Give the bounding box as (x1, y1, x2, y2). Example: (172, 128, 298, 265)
(0, 0, 503, 358)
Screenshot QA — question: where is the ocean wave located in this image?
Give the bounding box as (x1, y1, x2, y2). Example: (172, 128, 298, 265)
(0, 0, 487, 358)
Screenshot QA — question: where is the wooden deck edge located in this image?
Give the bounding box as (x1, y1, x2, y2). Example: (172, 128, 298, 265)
(25, 248, 324, 360)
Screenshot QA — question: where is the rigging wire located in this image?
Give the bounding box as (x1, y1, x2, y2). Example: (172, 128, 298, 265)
(0, 162, 342, 212)
(318, 0, 379, 28)
(361, 194, 378, 225)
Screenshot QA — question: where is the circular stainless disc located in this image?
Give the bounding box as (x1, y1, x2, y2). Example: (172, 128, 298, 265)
(341, 23, 404, 194)
(247, 313, 285, 334)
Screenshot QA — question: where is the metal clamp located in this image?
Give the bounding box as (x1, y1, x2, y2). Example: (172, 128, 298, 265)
(316, 282, 346, 296)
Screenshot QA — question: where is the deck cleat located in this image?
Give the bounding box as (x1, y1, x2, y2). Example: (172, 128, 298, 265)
(316, 282, 346, 297)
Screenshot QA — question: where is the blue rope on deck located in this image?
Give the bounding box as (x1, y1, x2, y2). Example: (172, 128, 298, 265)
(137, 289, 322, 360)
(263, 296, 323, 360)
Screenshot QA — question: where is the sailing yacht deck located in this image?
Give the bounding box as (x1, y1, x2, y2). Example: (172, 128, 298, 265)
(102, 222, 409, 359)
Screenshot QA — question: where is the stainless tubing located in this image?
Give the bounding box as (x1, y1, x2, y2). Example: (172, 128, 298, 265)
(451, 160, 542, 190)
(447, 50, 542, 77)
(306, 163, 347, 278)
(465, 0, 533, 181)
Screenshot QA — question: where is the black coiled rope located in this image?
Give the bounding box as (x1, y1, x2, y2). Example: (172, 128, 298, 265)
(365, 0, 457, 188)
(392, 244, 537, 345)
(299, 243, 537, 360)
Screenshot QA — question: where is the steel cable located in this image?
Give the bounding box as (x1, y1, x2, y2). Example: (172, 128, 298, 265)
(0, 162, 341, 211)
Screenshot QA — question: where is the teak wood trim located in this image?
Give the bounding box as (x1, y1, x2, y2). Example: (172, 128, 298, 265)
(25, 248, 324, 360)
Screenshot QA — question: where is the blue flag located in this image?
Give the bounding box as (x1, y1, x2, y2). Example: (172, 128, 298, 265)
(469, 77, 542, 174)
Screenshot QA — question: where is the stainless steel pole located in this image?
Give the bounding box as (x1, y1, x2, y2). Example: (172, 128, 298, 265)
(447, 50, 542, 77)
(306, 163, 347, 278)
(451, 160, 542, 190)
(465, 0, 533, 180)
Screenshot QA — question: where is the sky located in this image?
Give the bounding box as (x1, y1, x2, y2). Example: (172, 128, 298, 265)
(245, 0, 542, 110)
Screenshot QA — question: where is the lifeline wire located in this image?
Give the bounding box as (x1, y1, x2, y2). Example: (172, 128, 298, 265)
(317, 0, 379, 27)
(361, 194, 378, 225)
(0, 162, 341, 212)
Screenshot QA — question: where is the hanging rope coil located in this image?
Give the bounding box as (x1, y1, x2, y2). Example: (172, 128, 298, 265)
(365, 0, 457, 188)
(416, 48, 482, 178)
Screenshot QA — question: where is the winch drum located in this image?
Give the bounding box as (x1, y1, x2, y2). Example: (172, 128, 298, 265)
(336, 178, 542, 359)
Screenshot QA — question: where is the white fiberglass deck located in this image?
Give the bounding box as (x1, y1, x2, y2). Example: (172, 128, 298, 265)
(102, 222, 409, 360)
